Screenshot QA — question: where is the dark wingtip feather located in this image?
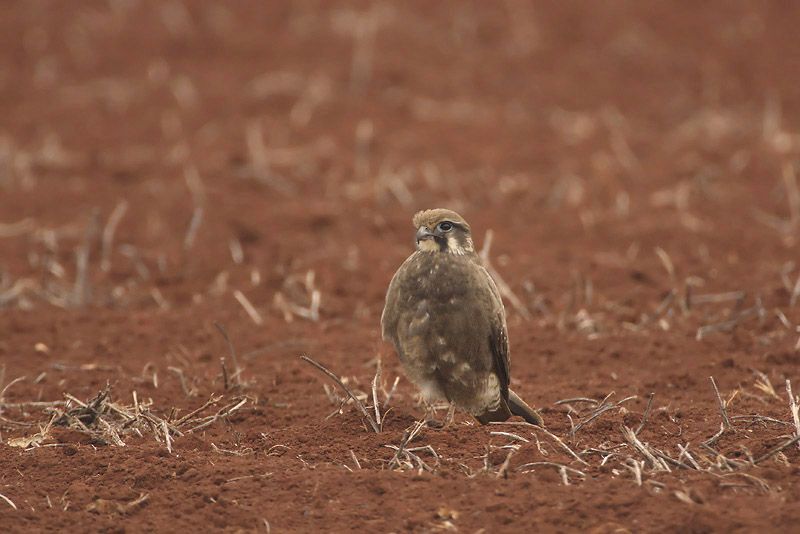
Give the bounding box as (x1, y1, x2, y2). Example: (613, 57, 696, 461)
(507, 389, 544, 426)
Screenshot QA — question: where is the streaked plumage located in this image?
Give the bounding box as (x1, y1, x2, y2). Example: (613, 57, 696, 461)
(381, 208, 543, 426)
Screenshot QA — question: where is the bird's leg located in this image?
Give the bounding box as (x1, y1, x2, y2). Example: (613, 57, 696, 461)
(442, 402, 456, 428)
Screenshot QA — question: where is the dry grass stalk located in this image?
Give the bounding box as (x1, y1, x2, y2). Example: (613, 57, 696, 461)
(649, 289, 676, 322)
(791, 272, 800, 308)
(654, 247, 676, 284)
(754, 370, 779, 400)
(0, 492, 17, 510)
(180, 177, 208, 264)
(496, 449, 515, 479)
(214, 322, 244, 387)
(386, 420, 437, 472)
(162, 420, 172, 453)
(653, 448, 694, 470)
(71, 212, 99, 307)
(489, 431, 529, 443)
(150, 287, 170, 310)
(168, 367, 198, 397)
(220, 357, 230, 391)
(753, 434, 800, 464)
(570, 393, 637, 436)
(479, 230, 532, 320)
(174, 395, 222, 426)
(0, 373, 26, 405)
(602, 107, 641, 173)
(717, 472, 771, 494)
(183, 206, 204, 252)
(677, 444, 702, 470)
(228, 238, 244, 265)
(636, 393, 655, 435)
(0, 218, 35, 238)
(382, 376, 400, 408)
(332, 5, 385, 94)
(517, 461, 587, 485)
(554, 397, 599, 406)
(300, 355, 380, 433)
(50, 386, 171, 449)
(787, 379, 800, 450)
(86, 492, 149, 515)
(273, 271, 321, 322)
(621, 426, 670, 471)
(783, 162, 800, 232)
(354, 119, 373, 180)
(349, 449, 362, 469)
(386, 443, 439, 473)
(696, 299, 765, 340)
(100, 200, 128, 272)
(291, 74, 332, 126)
(211, 442, 254, 456)
(6, 384, 248, 451)
(0, 400, 65, 410)
(775, 308, 793, 329)
(488, 421, 590, 466)
(703, 422, 727, 448)
(780, 262, 796, 292)
(244, 121, 297, 195)
(623, 457, 645, 486)
(691, 291, 746, 305)
(371, 357, 382, 428)
(184, 397, 249, 434)
(233, 290, 263, 326)
(710, 377, 732, 430)
(731, 414, 790, 426)
(530, 424, 589, 466)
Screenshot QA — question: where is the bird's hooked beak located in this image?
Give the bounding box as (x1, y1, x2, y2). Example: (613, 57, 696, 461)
(415, 226, 434, 244)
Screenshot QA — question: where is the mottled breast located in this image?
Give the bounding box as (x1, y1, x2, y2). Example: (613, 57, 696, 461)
(383, 251, 500, 383)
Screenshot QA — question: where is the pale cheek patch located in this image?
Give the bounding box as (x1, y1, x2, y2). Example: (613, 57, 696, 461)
(417, 239, 439, 252)
(447, 236, 466, 255)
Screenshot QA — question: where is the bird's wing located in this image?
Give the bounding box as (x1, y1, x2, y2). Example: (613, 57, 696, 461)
(381, 253, 416, 344)
(478, 263, 511, 398)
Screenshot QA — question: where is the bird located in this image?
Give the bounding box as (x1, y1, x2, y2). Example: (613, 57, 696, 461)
(381, 208, 543, 426)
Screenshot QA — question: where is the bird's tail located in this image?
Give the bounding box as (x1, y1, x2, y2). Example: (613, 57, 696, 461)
(474, 390, 544, 426)
(507, 389, 544, 426)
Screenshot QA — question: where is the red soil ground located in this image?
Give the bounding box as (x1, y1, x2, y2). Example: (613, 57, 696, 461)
(2, 1, 800, 532)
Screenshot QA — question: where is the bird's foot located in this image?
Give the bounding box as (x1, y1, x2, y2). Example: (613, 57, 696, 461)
(423, 401, 444, 428)
(425, 418, 445, 428)
(425, 403, 455, 429)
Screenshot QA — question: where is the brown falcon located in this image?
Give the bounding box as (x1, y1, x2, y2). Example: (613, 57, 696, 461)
(381, 208, 543, 426)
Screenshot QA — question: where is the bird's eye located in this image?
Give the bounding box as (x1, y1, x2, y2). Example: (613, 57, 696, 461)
(437, 221, 453, 232)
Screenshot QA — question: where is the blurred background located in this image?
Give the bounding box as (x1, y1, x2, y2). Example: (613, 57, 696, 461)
(1, 0, 799, 340)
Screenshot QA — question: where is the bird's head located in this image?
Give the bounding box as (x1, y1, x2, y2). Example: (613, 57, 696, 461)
(411, 208, 474, 255)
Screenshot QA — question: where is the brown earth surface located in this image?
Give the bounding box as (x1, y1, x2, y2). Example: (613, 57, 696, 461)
(2, 1, 800, 532)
